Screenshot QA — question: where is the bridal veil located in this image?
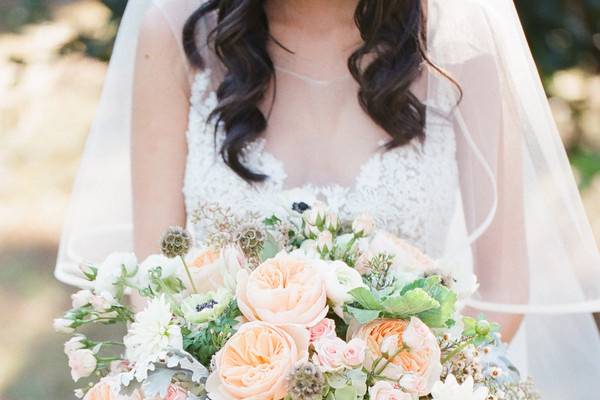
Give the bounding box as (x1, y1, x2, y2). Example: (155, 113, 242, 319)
(54, 0, 600, 397)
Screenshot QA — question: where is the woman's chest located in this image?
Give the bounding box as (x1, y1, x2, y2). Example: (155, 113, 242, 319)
(183, 70, 460, 256)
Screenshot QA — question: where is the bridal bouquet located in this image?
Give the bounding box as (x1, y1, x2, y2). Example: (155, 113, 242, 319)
(55, 200, 539, 400)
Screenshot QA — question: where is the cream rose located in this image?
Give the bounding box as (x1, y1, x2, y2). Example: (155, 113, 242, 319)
(366, 231, 436, 275)
(185, 245, 247, 293)
(206, 321, 309, 400)
(318, 260, 367, 317)
(68, 349, 97, 382)
(353, 317, 441, 396)
(236, 252, 328, 326)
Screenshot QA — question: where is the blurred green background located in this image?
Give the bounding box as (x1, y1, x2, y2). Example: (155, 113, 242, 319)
(0, 0, 599, 399)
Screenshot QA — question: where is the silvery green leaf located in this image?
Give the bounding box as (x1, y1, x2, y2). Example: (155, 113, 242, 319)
(346, 306, 380, 324)
(334, 386, 358, 400)
(326, 372, 348, 389)
(142, 368, 177, 398)
(260, 233, 280, 261)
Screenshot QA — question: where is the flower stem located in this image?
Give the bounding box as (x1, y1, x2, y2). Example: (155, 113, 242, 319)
(180, 255, 198, 294)
(441, 337, 475, 364)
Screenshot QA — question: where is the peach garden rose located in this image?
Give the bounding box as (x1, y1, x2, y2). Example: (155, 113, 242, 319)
(185, 245, 247, 292)
(206, 321, 310, 400)
(353, 317, 441, 396)
(236, 252, 328, 326)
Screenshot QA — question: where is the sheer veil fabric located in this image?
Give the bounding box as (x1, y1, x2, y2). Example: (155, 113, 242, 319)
(55, 0, 600, 396)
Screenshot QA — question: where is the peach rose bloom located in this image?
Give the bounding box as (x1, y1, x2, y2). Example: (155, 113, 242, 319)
(186, 245, 247, 292)
(353, 318, 441, 396)
(367, 231, 436, 273)
(206, 321, 310, 400)
(368, 381, 414, 400)
(83, 380, 143, 400)
(236, 252, 328, 326)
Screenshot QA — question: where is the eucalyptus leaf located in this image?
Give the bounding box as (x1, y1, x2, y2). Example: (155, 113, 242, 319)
(260, 233, 280, 261)
(334, 386, 358, 400)
(142, 369, 177, 398)
(346, 306, 381, 324)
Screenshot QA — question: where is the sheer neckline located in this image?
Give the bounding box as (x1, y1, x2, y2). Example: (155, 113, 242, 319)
(250, 136, 390, 194)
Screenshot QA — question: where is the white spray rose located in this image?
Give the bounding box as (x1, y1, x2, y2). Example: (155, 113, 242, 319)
(53, 318, 75, 333)
(68, 349, 97, 382)
(94, 252, 138, 295)
(319, 260, 367, 317)
(64, 335, 86, 355)
(71, 289, 94, 308)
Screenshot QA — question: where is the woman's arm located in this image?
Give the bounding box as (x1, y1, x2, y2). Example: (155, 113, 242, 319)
(131, 6, 192, 309)
(453, 54, 527, 342)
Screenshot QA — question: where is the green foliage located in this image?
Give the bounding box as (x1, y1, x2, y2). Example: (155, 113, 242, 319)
(347, 275, 457, 327)
(183, 300, 241, 366)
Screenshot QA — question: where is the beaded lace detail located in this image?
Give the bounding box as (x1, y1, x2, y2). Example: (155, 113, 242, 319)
(183, 69, 459, 257)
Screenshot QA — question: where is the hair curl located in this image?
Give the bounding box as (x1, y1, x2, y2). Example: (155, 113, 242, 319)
(183, 0, 447, 182)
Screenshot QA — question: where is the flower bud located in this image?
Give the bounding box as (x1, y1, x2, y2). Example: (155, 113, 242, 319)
(352, 213, 375, 236)
(304, 201, 327, 226)
(475, 320, 491, 336)
(380, 334, 399, 357)
(53, 318, 75, 333)
(303, 223, 321, 239)
(324, 212, 340, 232)
(71, 289, 94, 309)
(316, 231, 333, 253)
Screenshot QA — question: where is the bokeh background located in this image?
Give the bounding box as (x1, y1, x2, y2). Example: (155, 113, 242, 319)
(0, 0, 599, 398)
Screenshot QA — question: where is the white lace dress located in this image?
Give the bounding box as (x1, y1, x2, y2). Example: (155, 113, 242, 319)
(182, 69, 460, 257)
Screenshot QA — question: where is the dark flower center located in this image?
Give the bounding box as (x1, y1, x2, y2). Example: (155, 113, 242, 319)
(292, 202, 311, 213)
(196, 299, 218, 312)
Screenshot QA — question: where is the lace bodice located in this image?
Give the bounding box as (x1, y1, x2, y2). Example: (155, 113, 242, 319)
(183, 70, 459, 257)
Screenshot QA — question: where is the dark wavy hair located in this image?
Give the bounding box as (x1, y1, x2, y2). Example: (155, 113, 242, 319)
(183, 0, 443, 182)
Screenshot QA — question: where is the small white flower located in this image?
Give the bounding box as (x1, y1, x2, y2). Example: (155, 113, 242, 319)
(64, 335, 86, 355)
(436, 261, 479, 300)
(53, 318, 75, 333)
(74, 389, 85, 399)
(316, 230, 334, 253)
(94, 252, 138, 295)
(71, 289, 94, 309)
(319, 260, 367, 317)
(124, 295, 183, 363)
(431, 375, 488, 400)
(90, 291, 116, 312)
(181, 288, 232, 324)
(352, 213, 375, 236)
(68, 349, 97, 382)
(489, 366, 503, 379)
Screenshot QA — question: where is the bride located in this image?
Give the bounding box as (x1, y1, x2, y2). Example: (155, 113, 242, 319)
(55, 0, 600, 398)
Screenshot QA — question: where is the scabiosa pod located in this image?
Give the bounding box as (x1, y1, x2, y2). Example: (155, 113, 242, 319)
(287, 362, 325, 400)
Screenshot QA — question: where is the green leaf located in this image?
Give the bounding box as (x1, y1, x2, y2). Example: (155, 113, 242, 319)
(381, 287, 440, 317)
(259, 233, 280, 261)
(334, 386, 357, 400)
(399, 276, 457, 328)
(346, 306, 381, 324)
(349, 287, 383, 310)
(263, 215, 281, 226)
